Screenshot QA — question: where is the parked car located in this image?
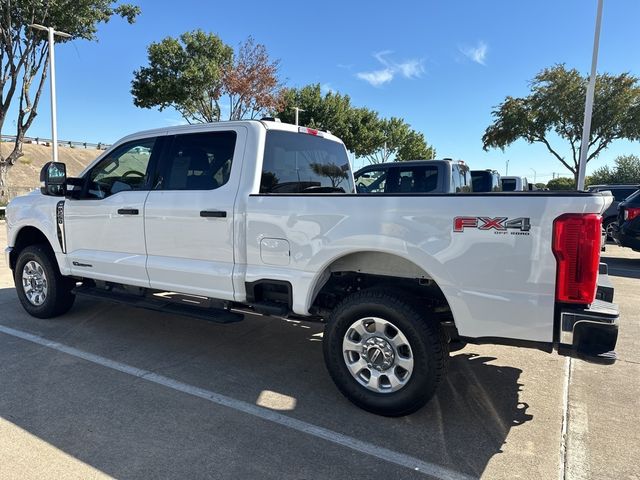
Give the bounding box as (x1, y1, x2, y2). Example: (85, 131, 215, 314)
(587, 184, 640, 239)
(5, 120, 619, 417)
(612, 189, 640, 251)
(354, 159, 471, 194)
(501, 176, 529, 191)
(471, 169, 502, 192)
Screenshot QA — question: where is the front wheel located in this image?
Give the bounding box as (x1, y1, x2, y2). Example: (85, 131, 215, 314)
(323, 288, 448, 416)
(14, 245, 76, 319)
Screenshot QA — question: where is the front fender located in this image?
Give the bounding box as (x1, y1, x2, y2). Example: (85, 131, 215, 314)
(6, 192, 68, 274)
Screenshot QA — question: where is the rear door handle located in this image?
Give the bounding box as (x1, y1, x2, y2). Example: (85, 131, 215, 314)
(117, 208, 139, 215)
(200, 210, 227, 218)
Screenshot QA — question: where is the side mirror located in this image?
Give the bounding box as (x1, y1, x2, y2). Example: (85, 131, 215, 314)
(40, 162, 67, 196)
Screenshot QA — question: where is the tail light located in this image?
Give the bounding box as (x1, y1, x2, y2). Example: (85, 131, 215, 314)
(552, 213, 601, 304)
(624, 207, 640, 221)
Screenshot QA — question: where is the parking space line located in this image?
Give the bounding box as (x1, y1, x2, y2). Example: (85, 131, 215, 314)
(0, 324, 474, 480)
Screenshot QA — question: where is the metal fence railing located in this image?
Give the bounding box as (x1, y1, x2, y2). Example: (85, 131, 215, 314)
(1, 135, 111, 150)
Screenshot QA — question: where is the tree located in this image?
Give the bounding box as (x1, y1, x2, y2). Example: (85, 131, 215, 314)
(0, 0, 140, 200)
(365, 117, 435, 164)
(132, 32, 283, 123)
(396, 130, 436, 161)
(132, 30, 232, 123)
(278, 83, 435, 163)
(278, 84, 363, 153)
(310, 162, 348, 189)
(546, 177, 576, 190)
(224, 37, 284, 120)
(483, 65, 640, 184)
(589, 154, 640, 185)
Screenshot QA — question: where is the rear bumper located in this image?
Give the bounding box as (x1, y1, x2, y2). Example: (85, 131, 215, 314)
(558, 299, 619, 364)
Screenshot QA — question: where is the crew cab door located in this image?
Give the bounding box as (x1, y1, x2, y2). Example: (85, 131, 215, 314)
(64, 136, 164, 287)
(144, 127, 245, 300)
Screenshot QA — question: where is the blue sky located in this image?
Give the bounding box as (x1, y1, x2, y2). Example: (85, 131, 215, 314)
(17, 0, 640, 182)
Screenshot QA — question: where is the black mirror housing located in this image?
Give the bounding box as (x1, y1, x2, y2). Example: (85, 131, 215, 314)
(40, 162, 67, 196)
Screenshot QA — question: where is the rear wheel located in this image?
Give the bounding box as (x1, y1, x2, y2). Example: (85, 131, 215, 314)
(604, 217, 617, 241)
(323, 288, 448, 416)
(14, 245, 75, 319)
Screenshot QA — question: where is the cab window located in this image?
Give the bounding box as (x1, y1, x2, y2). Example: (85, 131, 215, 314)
(159, 131, 237, 191)
(355, 168, 387, 193)
(86, 137, 156, 199)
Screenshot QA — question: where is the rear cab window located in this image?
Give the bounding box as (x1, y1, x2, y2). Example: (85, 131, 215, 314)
(260, 130, 354, 193)
(502, 179, 517, 191)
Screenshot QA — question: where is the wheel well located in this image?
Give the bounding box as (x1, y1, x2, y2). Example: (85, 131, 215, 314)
(310, 253, 458, 340)
(9, 227, 54, 270)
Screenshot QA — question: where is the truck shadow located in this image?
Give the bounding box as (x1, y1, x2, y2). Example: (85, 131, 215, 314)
(0, 290, 532, 479)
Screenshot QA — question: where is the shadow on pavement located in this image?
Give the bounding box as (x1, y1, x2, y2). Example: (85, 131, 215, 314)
(602, 255, 640, 279)
(0, 288, 532, 478)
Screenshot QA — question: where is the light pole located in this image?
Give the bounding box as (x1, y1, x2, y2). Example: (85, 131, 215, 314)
(530, 168, 537, 184)
(293, 107, 305, 126)
(28, 24, 71, 164)
(505, 159, 509, 176)
(576, 0, 604, 190)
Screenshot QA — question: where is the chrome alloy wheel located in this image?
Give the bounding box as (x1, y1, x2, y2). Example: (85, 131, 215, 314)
(22, 260, 48, 306)
(342, 317, 414, 393)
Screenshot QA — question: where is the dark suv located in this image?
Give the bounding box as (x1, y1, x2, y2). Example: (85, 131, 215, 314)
(612, 189, 640, 252)
(587, 184, 639, 239)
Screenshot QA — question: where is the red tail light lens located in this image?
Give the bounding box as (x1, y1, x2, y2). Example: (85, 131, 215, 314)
(552, 213, 601, 304)
(624, 207, 640, 221)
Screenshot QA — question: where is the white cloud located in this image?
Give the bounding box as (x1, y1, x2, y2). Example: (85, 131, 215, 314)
(460, 41, 488, 66)
(356, 69, 395, 87)
(396, 59, 424, 79)
(320, 83, 335, 94)
(357, 51, 424, 87)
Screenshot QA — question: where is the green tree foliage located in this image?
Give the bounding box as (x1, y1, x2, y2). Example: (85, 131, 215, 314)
(278, 84, 435, 162)
(483, 65, 640, 184)
(0, 0, 140, 199)
(132, 32, 283, 123)
(546, 177, 576, 190)
(132, 30, 233, 123)
(588, 154, 640, 185)
(396, 129, 436, 161)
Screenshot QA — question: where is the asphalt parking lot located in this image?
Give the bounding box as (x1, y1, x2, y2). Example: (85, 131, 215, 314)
(0, 223, 638, 480)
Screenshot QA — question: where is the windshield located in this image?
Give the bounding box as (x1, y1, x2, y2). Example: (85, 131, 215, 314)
(260, 131, 354, 193)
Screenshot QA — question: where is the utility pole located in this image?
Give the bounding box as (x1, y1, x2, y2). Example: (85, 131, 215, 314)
(294, 107, 305, 126)
(28, 24, 71, 164)
(576, 0, 604, 190)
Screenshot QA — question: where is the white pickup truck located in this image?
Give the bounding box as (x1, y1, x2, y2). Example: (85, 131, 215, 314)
(4, 120, 619, 416)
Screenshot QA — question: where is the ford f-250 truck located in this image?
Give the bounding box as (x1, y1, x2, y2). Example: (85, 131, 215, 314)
(4, 120, 620, 416)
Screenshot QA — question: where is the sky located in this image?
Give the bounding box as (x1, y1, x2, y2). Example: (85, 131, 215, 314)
(13, 0, 640, 183)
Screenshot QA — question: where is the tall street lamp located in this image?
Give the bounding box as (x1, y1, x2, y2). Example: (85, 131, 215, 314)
(28, 24, 71, 164)
(576, 0, 604, 190)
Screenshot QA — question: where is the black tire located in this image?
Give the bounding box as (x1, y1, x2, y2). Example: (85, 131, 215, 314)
(14, 244, 75, 319)
(323, 288, 448, 417)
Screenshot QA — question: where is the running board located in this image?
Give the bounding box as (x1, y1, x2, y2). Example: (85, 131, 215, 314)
(73, 286, 244, 324)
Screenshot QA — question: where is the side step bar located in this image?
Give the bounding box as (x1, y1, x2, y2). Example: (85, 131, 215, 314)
(73, 286, 244, 324)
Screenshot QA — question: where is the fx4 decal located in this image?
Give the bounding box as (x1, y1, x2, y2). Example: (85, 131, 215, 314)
(454, 216, 531, 233)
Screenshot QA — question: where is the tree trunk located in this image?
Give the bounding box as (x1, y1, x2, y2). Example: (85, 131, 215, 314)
(0, 162, 7, 203)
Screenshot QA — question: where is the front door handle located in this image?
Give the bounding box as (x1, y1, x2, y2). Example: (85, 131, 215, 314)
(117, 208, 139, 215)
(200, 210, 227, 218)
